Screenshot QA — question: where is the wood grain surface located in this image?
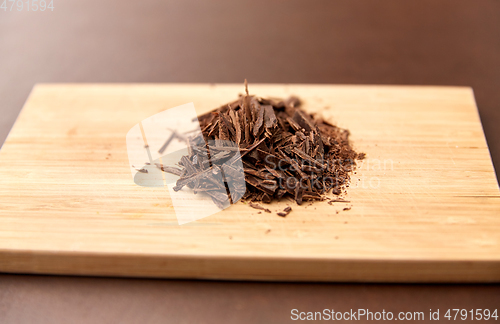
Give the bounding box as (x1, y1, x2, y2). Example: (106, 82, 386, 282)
(0, 84, 498, 282)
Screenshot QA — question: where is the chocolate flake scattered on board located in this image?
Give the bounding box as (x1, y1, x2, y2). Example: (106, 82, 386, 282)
(161, 80, 364, 213)
(277, 206, 292, 217)
(249, 202, 271, 213)
(132, 165, 148, 173)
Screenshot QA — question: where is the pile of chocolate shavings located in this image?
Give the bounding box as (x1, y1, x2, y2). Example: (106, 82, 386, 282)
(161, 81, 365, 214)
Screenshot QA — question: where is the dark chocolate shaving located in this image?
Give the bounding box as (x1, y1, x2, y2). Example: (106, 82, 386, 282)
(160, 81, 363, 212)
(249, 202, 271, 213)
(277, 206, 292, 217)
(158, 132, 176, 154)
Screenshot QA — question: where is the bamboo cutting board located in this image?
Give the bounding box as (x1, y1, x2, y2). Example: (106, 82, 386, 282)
(0, 84, 499, 282)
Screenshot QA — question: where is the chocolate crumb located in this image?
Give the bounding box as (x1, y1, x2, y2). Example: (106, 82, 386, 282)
(277, 206, 292, 217)
(249, 202, 271, 213)
(328, 199, 350, 205)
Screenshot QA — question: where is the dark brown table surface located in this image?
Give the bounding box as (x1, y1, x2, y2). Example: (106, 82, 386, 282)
(1, 1, 499, 323)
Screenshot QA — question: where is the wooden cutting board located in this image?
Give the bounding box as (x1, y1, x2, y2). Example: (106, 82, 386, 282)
(0, 84, 499, 282)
